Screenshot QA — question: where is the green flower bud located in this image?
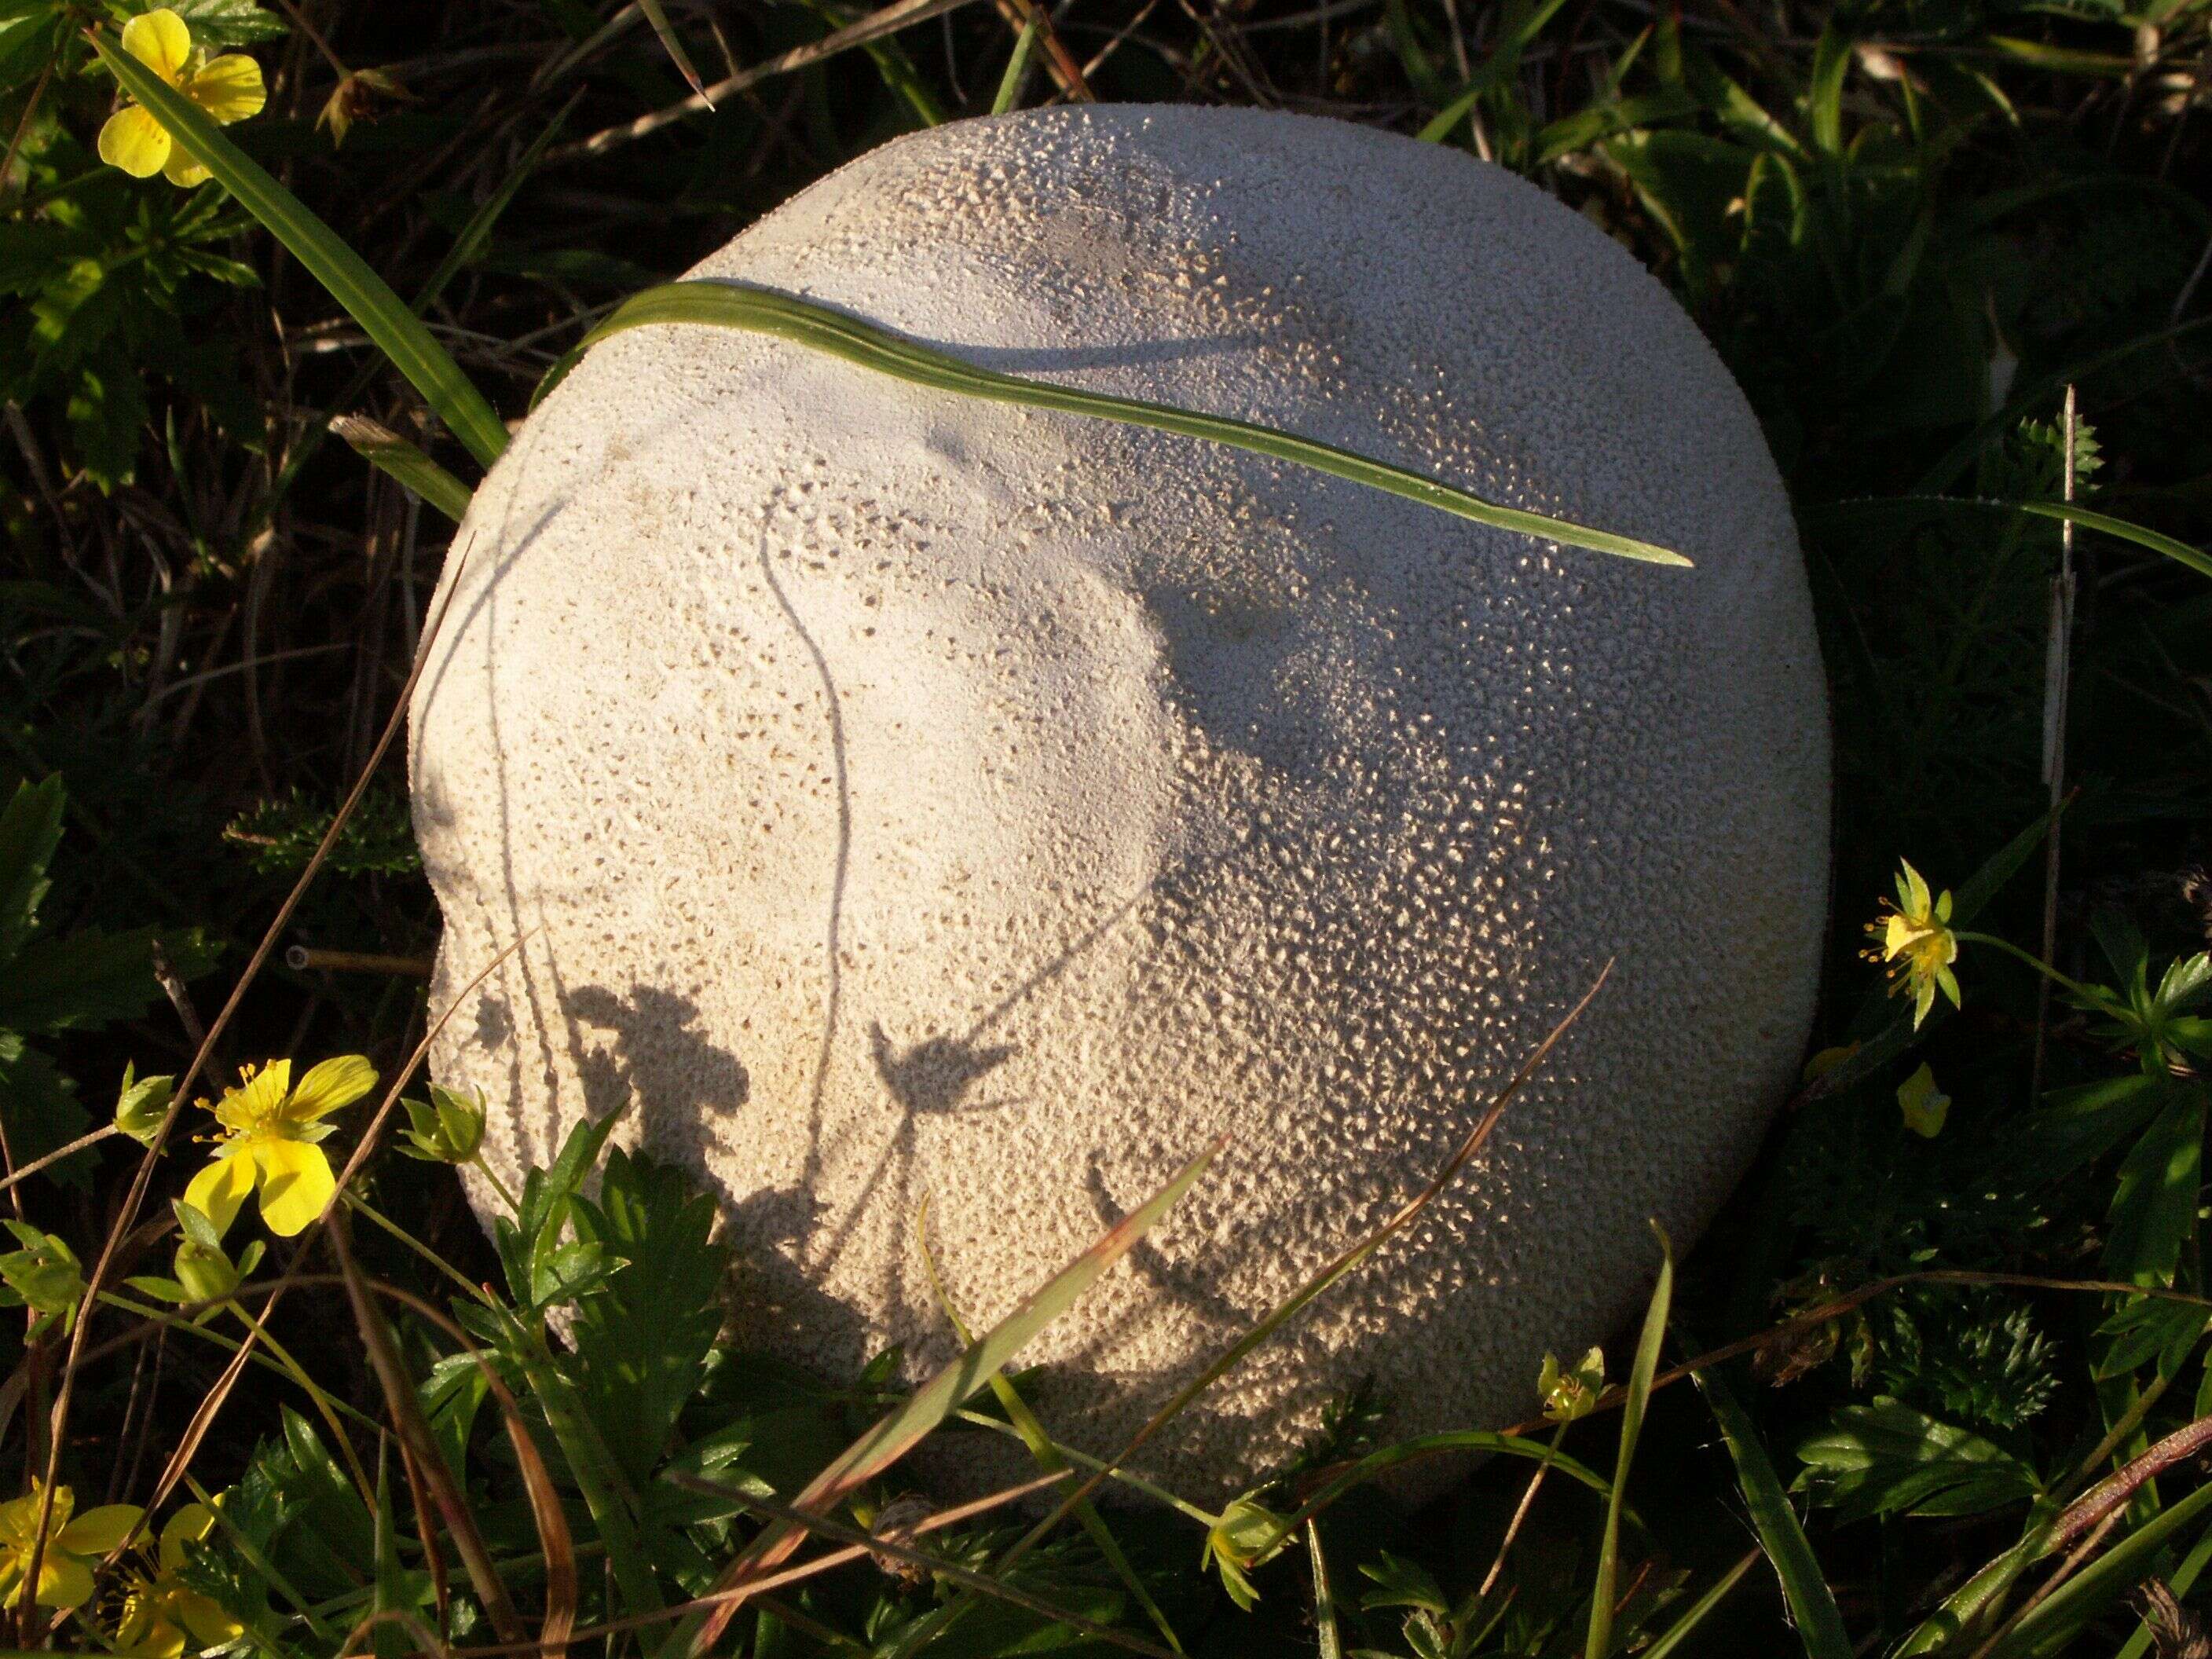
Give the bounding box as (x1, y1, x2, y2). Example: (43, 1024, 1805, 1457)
(113, 1063, 174, 1147)
(1203, 1495, 1292, 1610)
(398, 1084, 487, 1164)
(0, 1221, 86, 1335)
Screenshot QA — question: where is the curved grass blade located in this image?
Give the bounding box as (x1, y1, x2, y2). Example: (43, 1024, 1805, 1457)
(331, 416, 474, 524)
(1810, 495, 2212, 580)
(1642, 1548, 1761, 1659)
(88, 28, 509, 471)
(920, 1201, 1185, 1654)
(533, 284, 1693, 569)
(668, 1134, 1227, 1657)
(1587, 1224, 1673, 1659)
(1690, 1358, 1851, 1659)
(637, 0, 711, 101)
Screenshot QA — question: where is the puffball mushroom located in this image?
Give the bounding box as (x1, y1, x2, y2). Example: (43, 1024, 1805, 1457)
(409, 104, 1829, 1500)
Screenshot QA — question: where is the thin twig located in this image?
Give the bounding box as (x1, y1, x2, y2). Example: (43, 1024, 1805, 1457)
(555, 0, 984, 159)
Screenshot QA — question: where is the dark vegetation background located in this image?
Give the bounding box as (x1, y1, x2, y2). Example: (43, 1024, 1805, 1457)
(2, 0, 2211, 1653)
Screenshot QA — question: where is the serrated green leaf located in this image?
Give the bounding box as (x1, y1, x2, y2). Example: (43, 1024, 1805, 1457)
(0, 776, 65, 965)
(1795, 1400, 2041, 1521)
(569, 1148, 727, 1486)
(0, 925, 163, 1034)
(2104, 1083, 2207, 1287)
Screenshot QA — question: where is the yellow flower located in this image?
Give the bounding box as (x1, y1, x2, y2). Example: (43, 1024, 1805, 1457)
(1538, 1346, 1606, 1423)
(184, 1056, 376, 1239)
(0, 1481, 143, 1610)
(97, 9, 266, 189)
(112, 1505, 241, 1658)
(1896, 1064, 1950, 1139)
(1864, 859, 1961, 1029)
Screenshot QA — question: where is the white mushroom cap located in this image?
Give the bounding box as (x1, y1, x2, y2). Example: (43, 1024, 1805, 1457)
(409, 104, 1829, 1501)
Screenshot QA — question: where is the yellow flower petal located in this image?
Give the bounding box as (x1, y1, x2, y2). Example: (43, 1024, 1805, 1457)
(183, 1152, 258, 1240)
(120, 9, 192, 84)
(162, 148, 211, 188)
(156, 1506, 216, 1574)
(57, 1503, 143, 1555)
(179, 1588, 243, 1646)
(183, 53, 264, 126)
(35, 1550, 93, 1610)
(287, 1055, 376, 1122)
(252, 1140, 335, 1236)
(97, 106, 173, 178)
(1897, 1064, 1950, 1137)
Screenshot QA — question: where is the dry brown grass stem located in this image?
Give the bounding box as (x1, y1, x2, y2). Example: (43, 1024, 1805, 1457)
(557, 0, 986, 159)
(21, 535, 478, 1637)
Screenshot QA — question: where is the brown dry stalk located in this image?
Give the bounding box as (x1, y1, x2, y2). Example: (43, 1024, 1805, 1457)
(558, 0, 985, 159)
(668, 1472, 1174, 1659)
(27, 535, 478, 1635)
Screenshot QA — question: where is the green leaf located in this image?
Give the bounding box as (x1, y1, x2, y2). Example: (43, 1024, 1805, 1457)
(1794, 1400, 2041, 1521)
(1358, 1551, 1449, 1617)
(534, 283, 1694, 570)
(1693, 1362, 1851, 1659)
(2017, 1073, 2184, 1185)
(1588, 1225, 1672, 1659)
(0, 925, 163, 1034)
(89, 27, 508, 470)
(163, 0, 288, 47)
(568, 1148, 728, 1487)
(0, 1046, 92, 1189)
(329, 416, 473, 523)
(0, 775, 64, 966)
(1807, 22, 1851, 152)
(2104, 1082, 2207, 1287)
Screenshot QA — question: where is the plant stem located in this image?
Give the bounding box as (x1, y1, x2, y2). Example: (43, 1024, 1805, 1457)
(1955, 930, 2120, 1013)
(467, 1154, 519, 1213)
(341, 1190, 493, 1304)
(226, 1298, 378, 1506)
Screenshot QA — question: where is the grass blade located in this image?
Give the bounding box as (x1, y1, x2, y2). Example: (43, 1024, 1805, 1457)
(1810, 495, 2212, 580)
(1987, 1481, 2212, 1657)
(637, 0, 711, 101)
(1309, 1520, 1344, 1659)
(1691, 1358, 1851, 1659)
(920, 1201, 1185, 1654)
(1587, 1224, 1673, 1659)
(88, 27, 508, 470)
(991, 13, 1040, 112)
(533, 284, 1693, 569)
(669, 1133, 1226, 1656)
(1642, 1549, 1760, 1659)
(1258, 1430, 1615, 1557)
(331, 416, 474, 524)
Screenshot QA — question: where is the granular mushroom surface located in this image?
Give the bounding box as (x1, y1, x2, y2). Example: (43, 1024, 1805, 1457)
(408, 104, 1829, 1500)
